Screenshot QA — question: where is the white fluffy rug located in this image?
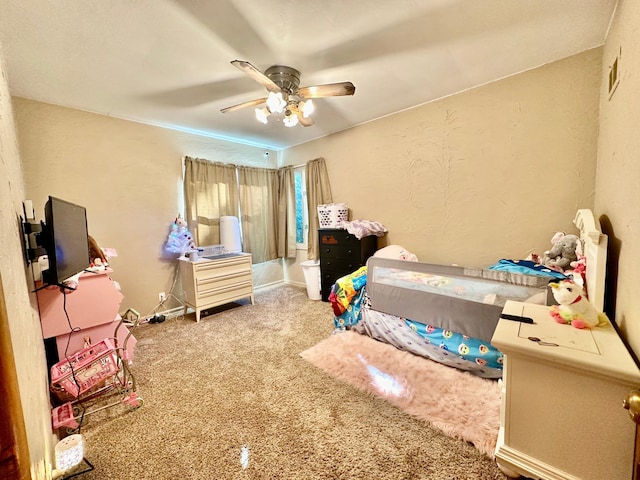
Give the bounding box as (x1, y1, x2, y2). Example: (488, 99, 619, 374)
(300, 330, 501, 458)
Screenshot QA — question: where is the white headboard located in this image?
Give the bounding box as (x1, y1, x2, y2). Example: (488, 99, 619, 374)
(573, 209, 608, 312)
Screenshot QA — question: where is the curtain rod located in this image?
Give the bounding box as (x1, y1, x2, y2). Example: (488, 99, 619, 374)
(185, 155, 307, 170)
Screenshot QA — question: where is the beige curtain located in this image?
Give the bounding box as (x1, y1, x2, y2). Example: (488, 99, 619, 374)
(306, 158, 333, 260)
(183, 156, 239, 246)
(237, 165, 279, 264)
(277, 166, 296, 259)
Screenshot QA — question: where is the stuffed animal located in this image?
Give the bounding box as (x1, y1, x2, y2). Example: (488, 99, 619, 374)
(88, 235, 108, 265)
(542, 232, 580, 271)
(548, 279, 607, 329)
(373, 245, 418, 262)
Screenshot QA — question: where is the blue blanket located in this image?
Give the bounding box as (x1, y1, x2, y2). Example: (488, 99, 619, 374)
(487, 259, 568, 279)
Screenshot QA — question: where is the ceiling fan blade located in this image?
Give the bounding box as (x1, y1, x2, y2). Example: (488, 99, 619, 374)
(231, 60, 281, 93)
(298, 82, 355, 98)
(220, 97, 267, 114)
(297, 114, 314, 127)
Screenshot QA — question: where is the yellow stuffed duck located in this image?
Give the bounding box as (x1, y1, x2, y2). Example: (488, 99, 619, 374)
(549, 279, 607, 329)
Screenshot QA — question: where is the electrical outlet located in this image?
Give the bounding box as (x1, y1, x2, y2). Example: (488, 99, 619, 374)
(158, 292, 166, 303)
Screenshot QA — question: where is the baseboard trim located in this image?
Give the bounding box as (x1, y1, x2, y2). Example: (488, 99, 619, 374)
(254, 280, 307, 290)
(495, 444, 579, 480)
(254, 280, 285, 290)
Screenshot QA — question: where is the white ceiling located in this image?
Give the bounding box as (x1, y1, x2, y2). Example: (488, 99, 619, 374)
(0, 0, 617, 150)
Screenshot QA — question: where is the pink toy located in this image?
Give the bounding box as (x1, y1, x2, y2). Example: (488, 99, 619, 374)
(50, 338, 119, 401)
(548, 279, 607, 329)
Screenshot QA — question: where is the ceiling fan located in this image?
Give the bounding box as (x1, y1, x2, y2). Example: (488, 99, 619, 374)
(220, 60, 355, 127)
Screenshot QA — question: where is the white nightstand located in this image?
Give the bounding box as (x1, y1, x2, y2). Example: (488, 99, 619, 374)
(492, 300, 640, 480)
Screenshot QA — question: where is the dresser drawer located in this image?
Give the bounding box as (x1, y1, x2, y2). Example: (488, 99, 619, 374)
(320, 256, 361, 273)
(197, 271, 252, 291)
(198, 280, 253, 301)
(197, 283, 254, 312)
(319, 229, 361, 246)
(195, 256, 251, 280)
(321, 269, 349, 290)
(319, 244, 363, 261)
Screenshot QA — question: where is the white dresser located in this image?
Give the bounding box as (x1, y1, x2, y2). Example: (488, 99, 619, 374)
(492, 300, 640, 480)
(180, 253, 254, 322)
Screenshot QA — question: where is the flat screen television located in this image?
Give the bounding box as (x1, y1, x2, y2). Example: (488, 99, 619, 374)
(41, 196, 91, 286)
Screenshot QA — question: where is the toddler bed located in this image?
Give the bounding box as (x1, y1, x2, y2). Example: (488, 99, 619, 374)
(330, 209, 607, 379)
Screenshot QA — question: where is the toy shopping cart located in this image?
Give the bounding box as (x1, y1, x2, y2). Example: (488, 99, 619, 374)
(51, 309, 143, 433)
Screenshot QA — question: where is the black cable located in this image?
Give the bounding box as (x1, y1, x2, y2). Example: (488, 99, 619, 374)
(61, 287, 82, 397)
(74, 404, 86, 435)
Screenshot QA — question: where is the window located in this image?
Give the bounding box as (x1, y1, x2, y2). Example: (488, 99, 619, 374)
(294, 168, 308, 248)
(184, 156, 300, 262)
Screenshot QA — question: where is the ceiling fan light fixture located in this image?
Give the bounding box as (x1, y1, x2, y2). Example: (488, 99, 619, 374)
(224, 60, 354, 128)
(299, 99, 314, 117)
(266, 91, 286, 114)
(255, 107, 269, 124)
(283, 111, 299, 127)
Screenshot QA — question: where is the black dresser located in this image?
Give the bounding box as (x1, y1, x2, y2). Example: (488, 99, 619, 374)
(318, 229, 378, 302)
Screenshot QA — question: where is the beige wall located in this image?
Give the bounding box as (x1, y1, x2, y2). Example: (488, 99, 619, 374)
(14, 98, 282, 316)
(0, 48, 52, 478)
(596, 0, 640, 353)
(283, 49, 602, 280)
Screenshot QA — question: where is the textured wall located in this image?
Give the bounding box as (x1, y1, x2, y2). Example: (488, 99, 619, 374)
(14, 99, 280, 316)
(595, 0, 640, 354)
(0, 47, 52, 478)
(283, 49, 602, 286)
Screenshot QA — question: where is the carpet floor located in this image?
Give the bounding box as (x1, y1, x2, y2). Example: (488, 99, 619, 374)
(77, 284, 507, 479)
